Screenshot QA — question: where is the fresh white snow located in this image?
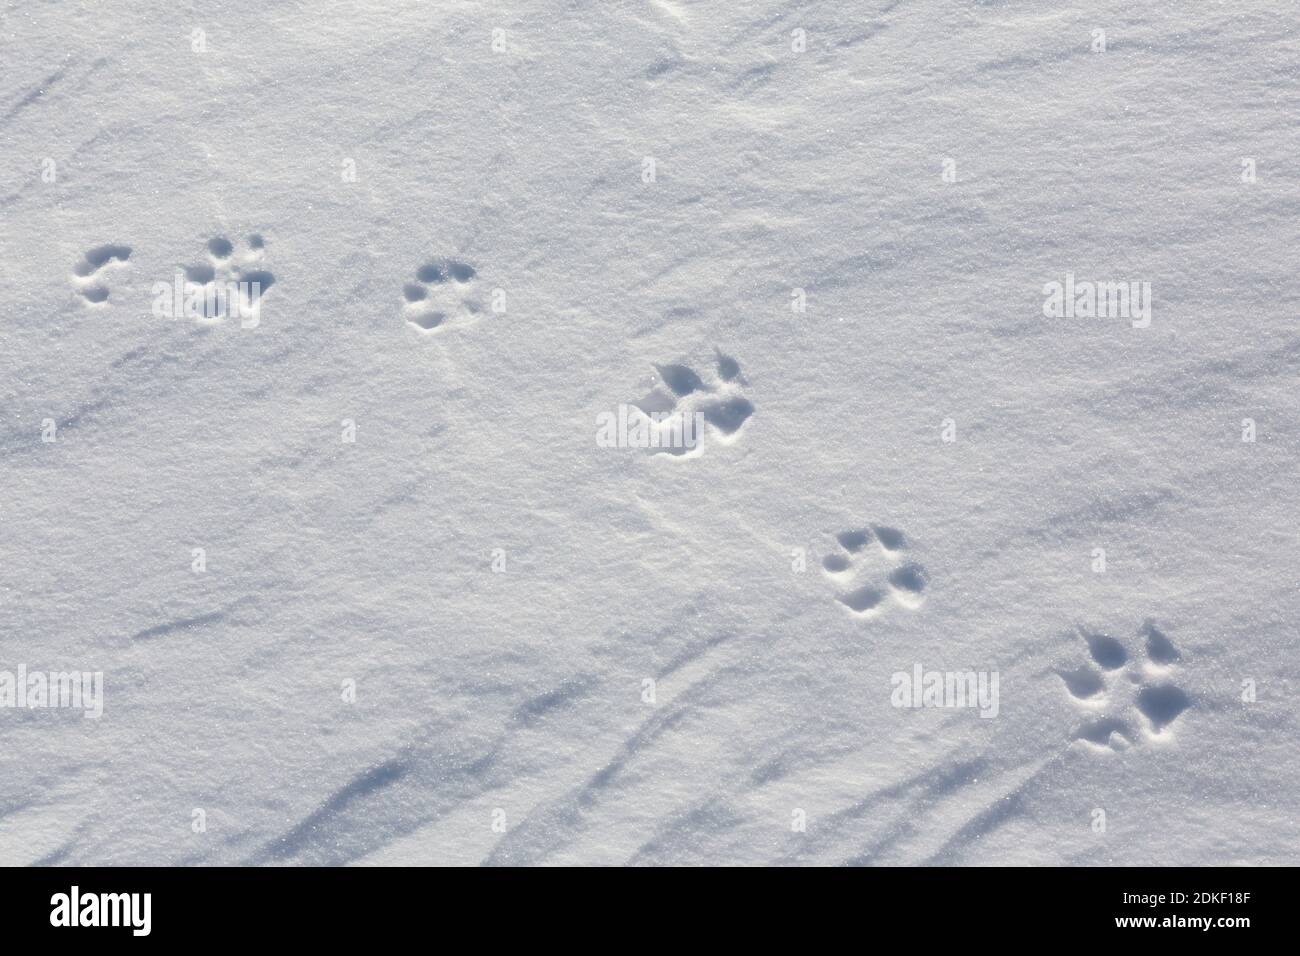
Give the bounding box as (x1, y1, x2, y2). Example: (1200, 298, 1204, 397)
(1, 0, 1297, 866)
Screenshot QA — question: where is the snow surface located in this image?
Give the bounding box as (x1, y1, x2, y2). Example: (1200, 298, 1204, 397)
(1, 0, 1298, 866)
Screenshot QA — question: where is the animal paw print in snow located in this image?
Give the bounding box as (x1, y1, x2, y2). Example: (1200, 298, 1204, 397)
(72, 243, 131, 304)
(630, 351, 754, 457)
(181, 235, 275, 322)
(402, 257, 480, 332)
(822, 525, 927, 617)
(1058, 621, 1191, 751)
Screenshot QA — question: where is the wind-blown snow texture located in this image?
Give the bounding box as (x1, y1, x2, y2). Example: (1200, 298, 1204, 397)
(1, 1, 1298, 866)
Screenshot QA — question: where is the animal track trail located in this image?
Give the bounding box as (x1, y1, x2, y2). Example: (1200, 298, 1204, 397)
(1058, 621, 1191, 751)
(180, 234, 275, 322)
(628, 351, 754, 457)
(821, 525, 928, 618)
(72, 243, 131, 304)
(402, 257, 480, 332)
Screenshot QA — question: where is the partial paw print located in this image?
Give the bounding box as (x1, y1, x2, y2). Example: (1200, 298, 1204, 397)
(821, 525, 927, 618)
(402, 257, 480, 332)
(629, 351, 754, 457)
(1058, 621, 1191, 751)
(72, 243, 131, 304)
(180, 235, 275, 323)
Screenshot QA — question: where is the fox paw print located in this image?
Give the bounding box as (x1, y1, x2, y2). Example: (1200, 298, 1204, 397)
(402, 257, 481, 332)
(1059, 621, 1191, 751)
(178, 235, 275, 323)
(626, 350, 754, 457)
(821, 525, 927, 618)
(72, 243, 131, 304)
